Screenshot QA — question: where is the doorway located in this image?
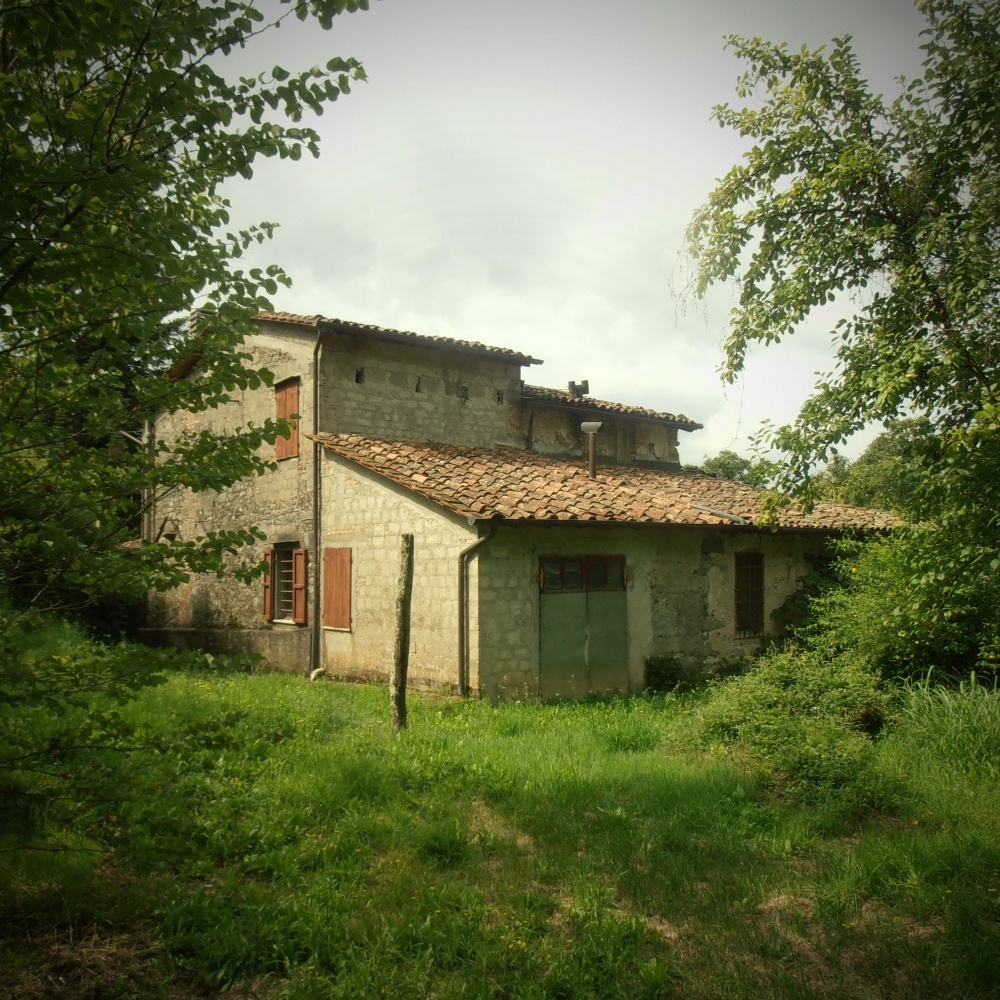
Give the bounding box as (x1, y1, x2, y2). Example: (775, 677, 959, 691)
(538, 555, 628, 698)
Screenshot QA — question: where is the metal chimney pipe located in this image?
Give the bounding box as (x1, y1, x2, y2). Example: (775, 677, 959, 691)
(581, 421, 603, 478)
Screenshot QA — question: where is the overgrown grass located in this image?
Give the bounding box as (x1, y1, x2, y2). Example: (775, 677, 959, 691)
(2, 660, 999, 999)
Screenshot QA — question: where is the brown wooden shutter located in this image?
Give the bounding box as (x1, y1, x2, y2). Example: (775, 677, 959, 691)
(291, 547, 308, 624)
(286, 380, 299, 457)
(262, 548, 275, 620)
(323, 547, 352, 629)
(275, 384, 288, 460)
(275, 379, 300, 459)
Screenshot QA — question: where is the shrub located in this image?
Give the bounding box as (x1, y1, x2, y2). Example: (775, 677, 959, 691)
(810, 532, 1000, 682)
(0, 605, 249, 850)
(697, 648, 896, 811)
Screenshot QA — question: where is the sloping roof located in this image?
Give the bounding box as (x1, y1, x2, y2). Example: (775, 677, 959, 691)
(255, 312, 542, 366)
(521, 384, 702, 431)
(312, 433, 896, 531)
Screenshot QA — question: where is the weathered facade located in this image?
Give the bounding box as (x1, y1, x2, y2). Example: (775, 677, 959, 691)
(143, 313, 893, 699)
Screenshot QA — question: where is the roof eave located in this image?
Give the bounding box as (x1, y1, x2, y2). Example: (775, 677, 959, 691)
(315, 318, 543, 366)
(521, 392, 703, 431)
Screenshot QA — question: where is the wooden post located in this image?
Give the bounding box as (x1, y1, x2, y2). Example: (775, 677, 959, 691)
(391, 533, 414, 732)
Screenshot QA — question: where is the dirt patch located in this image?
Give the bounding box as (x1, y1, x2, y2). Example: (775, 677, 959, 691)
(2, 927, 172, 1000)
(0, 925, 289, 1000)
(468, 798, 536, 854)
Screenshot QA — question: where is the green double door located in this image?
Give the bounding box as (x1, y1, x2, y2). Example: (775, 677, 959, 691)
(539, 555, 629, 699)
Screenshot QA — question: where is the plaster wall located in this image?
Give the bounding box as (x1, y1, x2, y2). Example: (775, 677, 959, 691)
(320, 452, 478, 690)
(524, 406, 681, 465)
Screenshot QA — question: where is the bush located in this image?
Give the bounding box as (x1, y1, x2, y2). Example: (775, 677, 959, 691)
(643, 655, 696, 693)
(697, 648, 896, 811)
(809, 531, 1000, 683)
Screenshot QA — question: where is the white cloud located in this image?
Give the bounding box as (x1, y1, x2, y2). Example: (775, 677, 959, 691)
(221, 0, 927, 464)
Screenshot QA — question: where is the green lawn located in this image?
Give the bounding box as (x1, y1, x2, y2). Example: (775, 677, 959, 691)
(2, 671, 998, 999)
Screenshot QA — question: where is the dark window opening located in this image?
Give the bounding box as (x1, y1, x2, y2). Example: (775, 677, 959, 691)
(496, 388, 504, 405)
(735, 552, 764, 637)
(540, 555, 626, 593)
(355, 367, 365, 384)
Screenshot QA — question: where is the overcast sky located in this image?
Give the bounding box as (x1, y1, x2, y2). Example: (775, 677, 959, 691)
(223, 0, 928, 464)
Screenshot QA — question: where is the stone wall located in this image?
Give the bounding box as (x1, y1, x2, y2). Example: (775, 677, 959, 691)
(319, 451, 478, 689)
(144, 327, 319, 672)
(475, 523, 832, 700)
(315, 328, 524, 448)
(523, 405, 681, 466)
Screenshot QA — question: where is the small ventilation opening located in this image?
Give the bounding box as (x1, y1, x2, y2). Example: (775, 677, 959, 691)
(415, 376, 422, 393)
(496, 388, 504, 404)
(355, 367, 365, 384)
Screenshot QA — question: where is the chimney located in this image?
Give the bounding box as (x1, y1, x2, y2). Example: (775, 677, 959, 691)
(568, 379, 589, 398)
(581, 421, 602, 478)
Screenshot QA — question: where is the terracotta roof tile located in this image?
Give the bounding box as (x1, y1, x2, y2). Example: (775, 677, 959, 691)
(255, 312, 542, 366)
(312, 434, 896, 532)
(521, 384, 703, 430)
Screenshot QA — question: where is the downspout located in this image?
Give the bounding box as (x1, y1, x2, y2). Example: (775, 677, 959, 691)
(457, 519, 499, 697)
(310, 329, 324, 677)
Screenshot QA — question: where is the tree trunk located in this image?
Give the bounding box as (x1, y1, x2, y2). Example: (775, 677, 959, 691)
(390, 533, 414, 732)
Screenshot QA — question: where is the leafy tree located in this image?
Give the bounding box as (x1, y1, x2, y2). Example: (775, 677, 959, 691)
(0, 0, 370, 618)
(838, 417, 937, 513)
(688, 0, 1000, 475)
(687, 0, 1000, 676)
(697, 449, 778, 487)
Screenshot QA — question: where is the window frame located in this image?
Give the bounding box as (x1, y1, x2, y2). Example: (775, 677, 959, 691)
(263, 544, 307, 625)
(539, 555, 627, 593)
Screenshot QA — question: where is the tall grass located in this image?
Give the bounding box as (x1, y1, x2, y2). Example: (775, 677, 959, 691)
(893, 674, 1000, 780)
(1, 655, 999, 999)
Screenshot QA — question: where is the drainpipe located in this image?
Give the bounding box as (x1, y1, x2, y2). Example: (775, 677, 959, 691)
(457, 519, 499, 697)
(310, 329, 324, 678)
(690, 504, 748, 525)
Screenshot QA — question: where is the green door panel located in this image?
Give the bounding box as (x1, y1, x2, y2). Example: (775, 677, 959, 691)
(587, 591, 629, 694)
(539, 592, 587, 699)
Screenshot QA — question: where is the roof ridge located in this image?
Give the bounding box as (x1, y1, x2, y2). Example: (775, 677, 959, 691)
(521, 383, 702, 430)
(255, 312, 542, 365)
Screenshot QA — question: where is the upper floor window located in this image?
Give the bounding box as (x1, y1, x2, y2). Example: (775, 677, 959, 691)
(275, 378, 300, 460)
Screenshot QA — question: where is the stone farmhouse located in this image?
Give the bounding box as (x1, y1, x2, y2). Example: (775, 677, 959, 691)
(143, 312, 893, 700)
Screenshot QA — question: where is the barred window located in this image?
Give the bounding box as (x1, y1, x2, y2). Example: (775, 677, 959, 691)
(734, 552, 764, 637)
(263, 544, 307, 624)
